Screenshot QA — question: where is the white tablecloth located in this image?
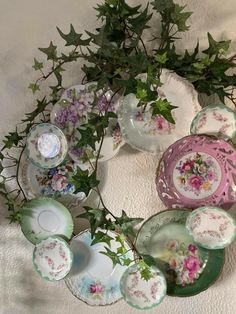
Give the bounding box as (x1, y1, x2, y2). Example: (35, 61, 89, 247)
(0, 1, 236, 313)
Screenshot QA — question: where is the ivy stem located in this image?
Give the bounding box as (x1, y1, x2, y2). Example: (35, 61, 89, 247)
(15, 146, 27, 201)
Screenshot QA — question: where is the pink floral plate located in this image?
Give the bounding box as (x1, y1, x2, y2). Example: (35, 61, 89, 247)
(64, 229, 134, 306)
(190, 104, 236, 142)
(120, 264, 166, 310)
(50, 83, 124, 164)
(118, 69, 201, 155)
(156, 135, 236, 209)
(186, 206, 236, 249)
(33, 236, 73, 281)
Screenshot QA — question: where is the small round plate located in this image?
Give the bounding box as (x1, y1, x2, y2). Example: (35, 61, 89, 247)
(186, 206, 236, 249)
(33, 236, 73, 281)
(136, 209, 225, 297)
(156, 135, 236, 209)
(64, 230, 134, 306)
(19, 153, 86, 208)
(191, 104, 236, 142)
(21, 197, 74, 244)
(120, 264, 166, 310)
(26, 123, 68, 169)
(50, 83, 124, 163)
(118, 69, 201, 154)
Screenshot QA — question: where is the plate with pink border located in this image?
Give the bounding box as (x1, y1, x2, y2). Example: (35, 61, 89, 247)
(156, 135, 236, 209)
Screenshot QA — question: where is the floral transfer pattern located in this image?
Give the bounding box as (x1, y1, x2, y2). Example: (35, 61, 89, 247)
(35, 160, 76, 196)
(111, 122, 122, 149)
(166, 240, 204, 286)
(174, 153, 220, 197)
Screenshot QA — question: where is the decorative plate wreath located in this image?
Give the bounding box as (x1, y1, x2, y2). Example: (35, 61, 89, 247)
(1, 0, 236, 282)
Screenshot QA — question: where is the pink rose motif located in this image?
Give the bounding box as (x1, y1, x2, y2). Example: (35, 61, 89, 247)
(207, 170, 216, 182)
(51, 174, 67, 192)
(154, 115, 170, 133)
(188, 244, 197, 254)
(89, 283, 104, 294)
(188, 175, 203, 190)
(181, 160, 194, 172)
(183, 256, 201, 273)
(167, 240, 179, 251)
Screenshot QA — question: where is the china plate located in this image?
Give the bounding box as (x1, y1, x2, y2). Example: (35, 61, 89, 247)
(118, 69, 201, 154)
(186, 206, 236, 249)
(190, 104, 236, 142)
(120, 264, 166, 310)
(33, 236, 73, 281)
(26, 123, 68, 169)
(50, 83, 124, 164)
(21, 197, 74, 244)
(19, 153, 87, 208)
(136, 209, 225, 297)
(64, 229, 134, 306)
(156, 135, 236, 209)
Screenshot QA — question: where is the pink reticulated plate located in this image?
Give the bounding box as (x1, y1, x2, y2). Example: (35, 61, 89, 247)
(156, 135, 236, 209)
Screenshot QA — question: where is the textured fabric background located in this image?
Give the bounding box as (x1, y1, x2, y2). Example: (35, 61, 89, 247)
(0, 1, 236, 313)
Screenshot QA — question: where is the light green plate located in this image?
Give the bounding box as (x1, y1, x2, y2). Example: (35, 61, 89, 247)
(136, 209, 225, 297)
(21, 197, 74, 244)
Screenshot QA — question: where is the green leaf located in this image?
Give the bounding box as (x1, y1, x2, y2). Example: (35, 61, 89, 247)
(76, 127, 98, 151)
(2, 131, 24, 150)
(117, 246, 126, 255)
(203, 33, 231, 57)
(150, 98, 177, 124)
(155, 52, 168, 64)
(57, 24, 91, 46)
(170, 4, 192, 32)
(78, 207, 107, 236)
(32, 58, 43, 71)
(39, 41, 57, 61)
(128, 4, 152, 35)
(70, 169, 99, 196)
(116, 210, 143, 236)
(91, 230, 113, 247)
(142, 254, 157, 267)
(140, 266, 153, 281)
(21, 98, 48, 123)
(123, 258, 133, 266)
(151, 0, 174, 12)
(28, 83, 40, 94)
(0, 152, 4, 160)
(100, 247, 122, 267)
(0, 161, 3, 174)
(115, 233, 126, 245)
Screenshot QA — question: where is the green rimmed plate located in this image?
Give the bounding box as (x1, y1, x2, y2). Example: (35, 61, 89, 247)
(186, 206, 236, 249)
(33, 235, 73, 281)
(21, 197, 74, 244)
(136, 209, 225, 297)
(25, 123, 68, 169)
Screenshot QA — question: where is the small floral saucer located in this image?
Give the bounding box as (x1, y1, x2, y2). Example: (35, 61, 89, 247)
(33, 236, 73, 281)
(64, 229, 134, 306)
(19, 153, 86, 208)
(156, 135, 236, 209)
(118, 69, 201, 154)
(186, 206, 236, 249)
(21, 197, 74, 244)
(120, 264, 166, 310)
(136, 209, 225, 296)
(50, 84, 124, 163)
(190, 104, 236, 142)
(26, 123, 68, 169)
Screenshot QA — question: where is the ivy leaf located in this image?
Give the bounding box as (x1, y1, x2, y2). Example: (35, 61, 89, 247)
(155, 52, 168, 64)
(122, 258, 133, 266)
(203, 33, 231, 57)
(91, 230, 113, 247)
(140, 266, 153, 281)
(116, 210, 143, 236)
(76, 127, 98, 151)
(2, 131, 24, 150)
(150, 99, 177, 124)
(117, 246, 126, 255)
(70, 169, 99, 196)
(78, 207, 107, 236)
(21, 98, 48, 123)
(170, 4, 192, 32)
(57, 24, 91, 46)
(39, 41, 57, 61)
(0, 152, 4, 160)
(0, 161, 3, 174)
(142, 254, 157, 267)
(100, 247, 122, 268)
(128, 4, 152, 35)
(151, 0, 174, 12)
(28, 83, 40, 94)
(32, 58, 43, 71)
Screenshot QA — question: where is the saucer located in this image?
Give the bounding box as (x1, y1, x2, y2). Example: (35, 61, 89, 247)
(26, 123, 68, 169)
(64, 230, 134, 306)
(19, 153, 86, 208)
(136, 209, 225, 296)
(156, 135, 236, 209)
(186, 206, 236, 249)
(21, 197, 74, 244)
(118, 69, 201, 154)
(120, 264, 166, 310)
(33, 236, 73, 281)
(190, 104, 236, 142)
